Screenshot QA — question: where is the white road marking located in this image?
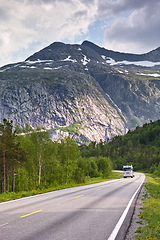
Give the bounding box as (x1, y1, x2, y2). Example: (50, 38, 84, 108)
(108, 176, 145, 240)
(0, 223, 8, 228)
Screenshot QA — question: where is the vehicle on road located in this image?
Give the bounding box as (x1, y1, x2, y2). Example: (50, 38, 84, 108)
(123, 165, 134, 178)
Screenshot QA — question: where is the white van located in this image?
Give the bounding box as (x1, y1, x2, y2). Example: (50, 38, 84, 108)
(123, 165, 134, 178)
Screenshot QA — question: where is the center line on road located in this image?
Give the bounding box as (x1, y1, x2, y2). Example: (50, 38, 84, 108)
(0, 223, 8, 228)
(97, 188, 101, 191)
(75, 195, 83, 198)
(20, 210, 42, 218)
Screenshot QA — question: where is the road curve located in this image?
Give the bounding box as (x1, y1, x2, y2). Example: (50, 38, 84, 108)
(0, 172, 145, 240)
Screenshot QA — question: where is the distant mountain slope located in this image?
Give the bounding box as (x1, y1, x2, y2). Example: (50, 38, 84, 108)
(0, 40, 160, 142)
(82, 40, 160, 62)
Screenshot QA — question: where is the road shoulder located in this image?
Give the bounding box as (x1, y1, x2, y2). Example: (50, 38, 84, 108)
(125, 185, 147, 240)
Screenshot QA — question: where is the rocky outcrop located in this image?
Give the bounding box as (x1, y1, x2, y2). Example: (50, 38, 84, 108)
(0, 68, 126, 143)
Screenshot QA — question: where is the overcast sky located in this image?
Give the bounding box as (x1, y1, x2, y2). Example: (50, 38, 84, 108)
(0, 0, 160, 67)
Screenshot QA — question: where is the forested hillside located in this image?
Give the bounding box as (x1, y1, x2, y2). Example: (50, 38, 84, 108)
(0, 119, 112, 194)
(81, 120, 160, 172)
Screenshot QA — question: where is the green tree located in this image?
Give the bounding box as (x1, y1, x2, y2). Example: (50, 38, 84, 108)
(97, 156, 112, 178)
(19, 128, 51, 188)
(58, 137, 79, 184)
(0, 119, 14, 193)
(0, 119, 27, 193)
(23, 122, 32, 133)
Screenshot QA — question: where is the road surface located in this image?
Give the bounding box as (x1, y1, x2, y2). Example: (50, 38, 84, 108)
(0, 172, 145, 240)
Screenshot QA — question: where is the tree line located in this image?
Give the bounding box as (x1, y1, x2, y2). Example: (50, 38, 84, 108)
(80, 120, 160, 174)
(0, 119, 112, 194)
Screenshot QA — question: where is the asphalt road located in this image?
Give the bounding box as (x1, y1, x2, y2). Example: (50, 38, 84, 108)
(0, 172, 145, 240)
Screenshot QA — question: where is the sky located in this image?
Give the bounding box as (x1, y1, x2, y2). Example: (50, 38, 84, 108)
(0, 0, 160, 67)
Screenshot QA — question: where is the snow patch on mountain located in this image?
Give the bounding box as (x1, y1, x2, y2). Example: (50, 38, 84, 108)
(81, 54, 91, 65)
(136, 73, 160, 77)
(106, 58, 160, 67)
(26, 60, 54, 64)
(44, 67, 53, 70)
(117, 70, 123, 73)
(53, 66, 62, 70)
(20, 65, 37, 69)
(101, 55, 106, 60)
(0, 67, 10, 72)
(61, 56, 77, 63)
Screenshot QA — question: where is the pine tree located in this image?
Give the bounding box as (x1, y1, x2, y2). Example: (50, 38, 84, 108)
(0, 119, 14, 193)
(0, 119, 26, 193)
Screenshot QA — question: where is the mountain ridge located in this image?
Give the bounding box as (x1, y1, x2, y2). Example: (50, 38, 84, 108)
(1, 40, 160, 143)
(82, 40, 160, 62)
(26, 40, 160, 63)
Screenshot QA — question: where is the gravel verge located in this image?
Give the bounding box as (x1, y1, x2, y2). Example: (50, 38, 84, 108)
(125, 185, 147, 240)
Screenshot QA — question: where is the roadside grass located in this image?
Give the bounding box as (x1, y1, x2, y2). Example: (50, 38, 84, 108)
(136, 174, 160, 240)
(0, 171, 123, 203)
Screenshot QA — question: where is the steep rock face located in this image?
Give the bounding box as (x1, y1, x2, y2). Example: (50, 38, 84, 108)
(93, 72, 160, 128)
(0, 68, 126, 143)
(81, 41, 160, 129)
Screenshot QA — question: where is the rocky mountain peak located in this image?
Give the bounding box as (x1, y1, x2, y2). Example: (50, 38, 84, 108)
(144, 46, 160, 62)
(25, 41, 72, 61)
(1, 40, 160, 143)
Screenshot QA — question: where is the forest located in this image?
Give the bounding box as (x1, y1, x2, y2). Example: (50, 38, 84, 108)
(0, 119, 112, 194)
(80, 119, 160, 173)
(1, 118, 160, 194)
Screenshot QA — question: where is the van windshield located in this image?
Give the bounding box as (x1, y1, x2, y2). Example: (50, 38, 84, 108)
(123, 167, 131, 171)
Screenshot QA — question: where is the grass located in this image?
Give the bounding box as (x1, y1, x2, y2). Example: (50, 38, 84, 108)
(51, 121, 84, 135)
(0, 171, 123, 203)
(136, 174, 160, 240)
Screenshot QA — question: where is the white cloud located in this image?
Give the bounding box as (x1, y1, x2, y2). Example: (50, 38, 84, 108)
(0, 0, 97, 66)
(99, 0, 160, 53)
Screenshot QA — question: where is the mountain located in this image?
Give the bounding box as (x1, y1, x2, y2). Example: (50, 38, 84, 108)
(0, 40, 160, 143)
(82, 41, 160, 62)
